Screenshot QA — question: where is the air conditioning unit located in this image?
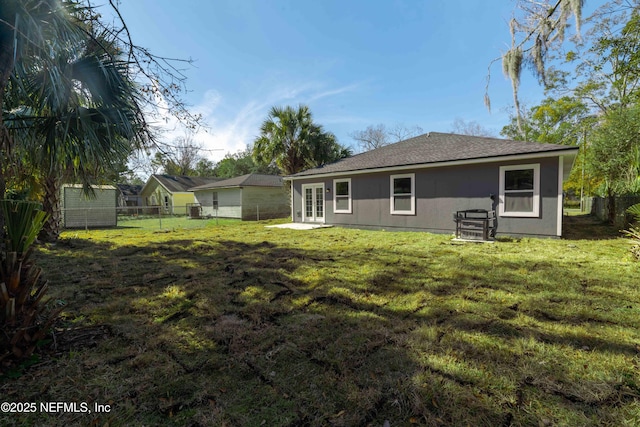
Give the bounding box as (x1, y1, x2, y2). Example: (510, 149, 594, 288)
(453, 209, 496, 241)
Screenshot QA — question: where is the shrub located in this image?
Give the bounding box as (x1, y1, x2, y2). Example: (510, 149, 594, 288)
(0, 200, 61, 373)
(625, 203, 640, 260)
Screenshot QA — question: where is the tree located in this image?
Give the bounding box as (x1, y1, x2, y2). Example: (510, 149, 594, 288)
(501, 96, 595, 202)
(495, 3, 640, 222)
(0, 0, 83, 234)
(569, 5, 640, 113)
(500, 96, 588, 143)
(588, 105, 640, 222)
(349, 123, 423, 152)
(349, 124, 389, 152)
(6, 28, 146, 240)
(151, 134, 210, 176)
(1, 1, 201, 237)
(194, 158, 217, 177)
(450, 118, 495, 137)
(487, 0, 584, 132)
(550, 4, 640, 221)
(387, 123, 424, 142)
(253, 105, 351, 175)
(214, 147, 279, 178)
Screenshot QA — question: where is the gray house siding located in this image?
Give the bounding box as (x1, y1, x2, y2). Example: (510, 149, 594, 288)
(292, 157, 562, 237)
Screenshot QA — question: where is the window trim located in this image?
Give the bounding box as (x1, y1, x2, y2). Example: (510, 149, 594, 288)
(212, 191, 218, 210)
(333, 178, 352, 214)
(390, 173, 415, 215)
(499, 164, 540, 217)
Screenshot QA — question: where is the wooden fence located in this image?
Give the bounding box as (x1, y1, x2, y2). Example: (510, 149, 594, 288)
(591, 196, 640, 227)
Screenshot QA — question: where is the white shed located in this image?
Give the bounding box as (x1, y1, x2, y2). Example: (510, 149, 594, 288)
(191, 174, 289, 220)
(62, 184, 117, 228)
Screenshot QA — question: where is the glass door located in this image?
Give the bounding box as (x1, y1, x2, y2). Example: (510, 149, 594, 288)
(302, 184, 324, 222)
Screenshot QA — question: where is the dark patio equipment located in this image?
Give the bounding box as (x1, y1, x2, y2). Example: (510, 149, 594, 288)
(453, 209, 496, 241)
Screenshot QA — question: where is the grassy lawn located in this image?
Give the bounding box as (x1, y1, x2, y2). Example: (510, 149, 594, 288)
(114, 215, 241, 231)
(1, 216, 639, 426)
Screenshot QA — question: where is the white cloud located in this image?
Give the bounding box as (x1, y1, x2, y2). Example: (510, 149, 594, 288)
(306, 82, 364, 103)
(148, 79, 364, 163)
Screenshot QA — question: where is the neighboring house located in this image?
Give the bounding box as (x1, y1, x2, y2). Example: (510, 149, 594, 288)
(286, 132, 579, 238)
(61, 184, 117, 228)
(116, 184, 143, 212)
(191, 173, 289, 220)
(140, 175, 220, 215)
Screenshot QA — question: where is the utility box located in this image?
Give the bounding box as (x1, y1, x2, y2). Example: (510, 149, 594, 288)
(187, 203, 202, 219)
(62, 184, 117, 228)
(454, 209, 496, 241)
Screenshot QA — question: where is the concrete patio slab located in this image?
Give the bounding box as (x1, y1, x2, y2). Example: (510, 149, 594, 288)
(265, 223, 334, 230)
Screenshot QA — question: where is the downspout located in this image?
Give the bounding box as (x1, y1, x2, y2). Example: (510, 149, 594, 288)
(288, 178, 294, 222)
(557, 156, 564, 237)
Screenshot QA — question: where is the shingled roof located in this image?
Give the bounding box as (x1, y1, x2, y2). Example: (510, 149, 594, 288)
(289, 132, 578, 178)
(190, 174, 283, 191)
(116, 184, 143, 196)
(150, 175, 222, 192)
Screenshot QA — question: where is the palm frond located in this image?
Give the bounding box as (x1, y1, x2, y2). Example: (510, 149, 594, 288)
(627, 203, 640, 221)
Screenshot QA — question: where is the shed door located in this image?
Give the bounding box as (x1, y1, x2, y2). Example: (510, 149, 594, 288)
(302, 184, 324, 223)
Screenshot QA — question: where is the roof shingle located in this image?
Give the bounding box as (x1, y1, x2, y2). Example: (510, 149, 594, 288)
(190, 174, 283, 191)
(152, 175, 221, 192)
(289, 132, 578, 177)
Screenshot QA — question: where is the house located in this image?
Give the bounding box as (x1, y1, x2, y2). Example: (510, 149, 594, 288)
(190, 174, 289, 220)
(61, 184, 117, 228)
(140, 174, 221, 215)
(286, 132, 579, 238)
(116, 184, 143, 214)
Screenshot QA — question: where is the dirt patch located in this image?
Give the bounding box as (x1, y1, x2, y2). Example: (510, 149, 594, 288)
(50, 324, 113, 353)
(563, 214, 622, 240)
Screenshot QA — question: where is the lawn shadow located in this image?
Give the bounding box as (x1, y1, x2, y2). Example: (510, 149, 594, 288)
(563, 214, 623, 240)
(17, 232, 639, 426)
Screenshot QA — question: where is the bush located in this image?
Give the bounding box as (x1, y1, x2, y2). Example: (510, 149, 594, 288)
(0, 200, 61, 373)
(625, 203, 640, 260)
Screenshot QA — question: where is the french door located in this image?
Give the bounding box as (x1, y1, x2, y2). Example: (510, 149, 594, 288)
(302, 184, 324, 222)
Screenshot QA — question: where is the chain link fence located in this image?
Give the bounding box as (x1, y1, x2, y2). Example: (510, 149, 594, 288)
(60, 203, 290, 231)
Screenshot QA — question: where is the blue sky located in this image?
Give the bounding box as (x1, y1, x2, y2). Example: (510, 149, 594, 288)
(107, 0, 587, 161)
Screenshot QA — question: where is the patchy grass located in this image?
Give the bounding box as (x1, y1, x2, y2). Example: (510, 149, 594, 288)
(114, 215, 241, 231)
(1, 216, 639, 426)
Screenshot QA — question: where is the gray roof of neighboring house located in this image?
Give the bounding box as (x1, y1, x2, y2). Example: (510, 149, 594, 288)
(190, 174, 283, 191)
(288, 132, 579, 178)
(116, 184, 143, 196)
(150, 175, 222, 193)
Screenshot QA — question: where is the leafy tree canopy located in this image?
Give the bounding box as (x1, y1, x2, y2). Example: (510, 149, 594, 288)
(214, 147, 279, 178)
(253, 105, 351, 175)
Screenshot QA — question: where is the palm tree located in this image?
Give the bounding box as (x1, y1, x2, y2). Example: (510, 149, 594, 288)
(6, 28, 147, 240)
(253, 104, 351, 175)
(0, 1, 84, 234)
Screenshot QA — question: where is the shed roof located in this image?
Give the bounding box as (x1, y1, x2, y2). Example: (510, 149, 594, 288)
(190, 174, 283, 191)
(145, 175, 221, 194)
(63, 184, 117, 190)
(288, 132, 578, 178)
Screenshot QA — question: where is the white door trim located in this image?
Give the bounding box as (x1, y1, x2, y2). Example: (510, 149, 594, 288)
(301, 183, 325, 223)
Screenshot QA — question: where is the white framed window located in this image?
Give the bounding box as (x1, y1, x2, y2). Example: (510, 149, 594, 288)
(390, 173, 415, 215)
(499, 164, 540, 217)
(212, 192, 218, 210)
(333, 178, 351, 214)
